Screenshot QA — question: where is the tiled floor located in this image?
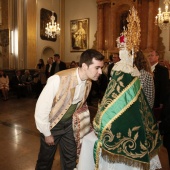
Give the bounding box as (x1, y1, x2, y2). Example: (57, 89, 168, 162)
(0, 96, 169, 170)
(0, 96, 61, 170)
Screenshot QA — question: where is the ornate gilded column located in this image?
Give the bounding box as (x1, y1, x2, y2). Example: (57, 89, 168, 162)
(109, 2, 114, 51)
(97, 4, 104, 51)
(104, 3, 111, 51)
(112, 5, 117, 51)
(146, 0, 154, 50)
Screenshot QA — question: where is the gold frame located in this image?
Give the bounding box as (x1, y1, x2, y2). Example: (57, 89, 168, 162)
(70, 18, 89, 52)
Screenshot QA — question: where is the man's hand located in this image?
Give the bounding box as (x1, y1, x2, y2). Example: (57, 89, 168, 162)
(45, 135, 55, 146)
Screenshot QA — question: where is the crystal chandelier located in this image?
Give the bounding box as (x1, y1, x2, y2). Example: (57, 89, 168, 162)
(155, 0, 170, 29)
(45, 11, 61, 38)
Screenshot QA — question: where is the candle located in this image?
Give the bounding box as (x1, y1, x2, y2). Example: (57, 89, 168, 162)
(158, 8, 161, 14)
(155, 16, 158, 24)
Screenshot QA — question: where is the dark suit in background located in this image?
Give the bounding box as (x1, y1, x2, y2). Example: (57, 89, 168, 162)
(50, 53, 67, 76)
(50, 61, 67, 76)
(45, 64, 52, 79)
(107, 62, 114, 80)
(153, 64, 169, 109)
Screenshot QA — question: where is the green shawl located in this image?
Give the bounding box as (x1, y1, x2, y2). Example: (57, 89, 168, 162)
(93, 71, 162, 170)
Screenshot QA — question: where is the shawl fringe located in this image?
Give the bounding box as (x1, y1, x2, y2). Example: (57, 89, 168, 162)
(101, 148, 161, 170)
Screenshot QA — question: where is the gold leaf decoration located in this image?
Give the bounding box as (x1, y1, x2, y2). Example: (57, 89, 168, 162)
(132, 126, 140, 131)
(128, 128, 132, 137)
(134, 132, 139, 141)
(140, 141, 147, 151)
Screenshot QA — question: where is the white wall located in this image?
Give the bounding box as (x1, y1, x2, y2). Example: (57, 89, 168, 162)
(64, 0, 97, 63)
(36, 0, 60, 63)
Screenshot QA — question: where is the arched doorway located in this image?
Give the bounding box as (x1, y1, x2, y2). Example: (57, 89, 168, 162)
(41, 47, 54, 64)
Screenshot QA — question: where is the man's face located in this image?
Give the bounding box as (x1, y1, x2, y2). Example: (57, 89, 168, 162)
(113, 54, 120, 63)
(48, 57, 53, 64)
(85, 58, 104, 81)
(148, 51, 159, 66)
(54, 56, 59, 62)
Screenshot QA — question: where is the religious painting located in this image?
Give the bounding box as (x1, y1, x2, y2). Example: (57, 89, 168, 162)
(70, 18, 89, 52)
(40, 8, 57, 42)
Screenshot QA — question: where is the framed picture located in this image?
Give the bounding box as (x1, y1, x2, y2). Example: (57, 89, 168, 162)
(40, 8, 57, 42)
(70, 18, 89, 52)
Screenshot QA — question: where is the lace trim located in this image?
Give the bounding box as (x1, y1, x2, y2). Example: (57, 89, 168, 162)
(99, 154, 161, 170)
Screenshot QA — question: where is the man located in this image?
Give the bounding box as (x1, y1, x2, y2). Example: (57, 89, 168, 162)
(34, 49, 104, 170)
(149, 50, 170, 166)
(148, 50, 169, 120)
(107, 53, 120, 80)
(50, 54, 67, 76)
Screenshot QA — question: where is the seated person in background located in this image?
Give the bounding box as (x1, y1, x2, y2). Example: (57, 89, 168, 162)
(21, 70, 33, 94)
(0, 70, 9, 101)
(134, 50, 155, 109)
(69, 60, 78, 68)
(11, 70, 26, 99)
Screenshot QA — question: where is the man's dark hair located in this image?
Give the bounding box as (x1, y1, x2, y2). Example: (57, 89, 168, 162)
(79, 49, 104, 67)
(109, 54, 113, 61)
(54, 54, 60, 58)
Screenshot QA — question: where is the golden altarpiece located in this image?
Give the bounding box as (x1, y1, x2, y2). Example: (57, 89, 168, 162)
(95, 0, 163, 58)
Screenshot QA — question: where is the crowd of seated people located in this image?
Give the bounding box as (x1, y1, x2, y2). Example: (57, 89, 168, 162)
(10, 70, 26, 99)
(0, 68, 46, 100)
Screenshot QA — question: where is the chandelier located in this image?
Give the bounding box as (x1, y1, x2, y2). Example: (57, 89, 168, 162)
(45, 11, 61, 38)
(155, 0, 170, 29)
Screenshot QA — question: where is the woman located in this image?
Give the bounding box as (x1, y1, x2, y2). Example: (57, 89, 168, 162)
(134, 50, 155, 109)
(35, 59, 46, 98)
(0, 70, 9, 101)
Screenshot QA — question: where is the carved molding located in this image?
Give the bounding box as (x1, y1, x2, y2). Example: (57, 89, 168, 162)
(96, 0, 161, 54)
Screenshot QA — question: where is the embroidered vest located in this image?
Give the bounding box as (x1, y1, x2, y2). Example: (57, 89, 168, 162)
(49, 68, 92, 129)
